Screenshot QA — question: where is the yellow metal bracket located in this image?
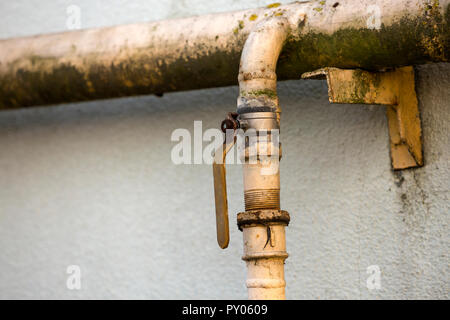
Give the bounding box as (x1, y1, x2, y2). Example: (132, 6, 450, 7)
(302, 66, 423, 170)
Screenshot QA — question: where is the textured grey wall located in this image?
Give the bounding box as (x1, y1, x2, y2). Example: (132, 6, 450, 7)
(0, 1, 448, 299)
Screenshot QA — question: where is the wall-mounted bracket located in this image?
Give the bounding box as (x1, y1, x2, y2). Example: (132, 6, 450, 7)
(302, 66, 423, 170)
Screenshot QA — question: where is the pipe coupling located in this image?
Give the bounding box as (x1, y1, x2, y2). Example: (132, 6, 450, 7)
(237, 209, 290, 231)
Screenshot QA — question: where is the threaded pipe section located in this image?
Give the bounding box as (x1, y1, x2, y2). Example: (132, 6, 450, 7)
(244, 189, 280, 211)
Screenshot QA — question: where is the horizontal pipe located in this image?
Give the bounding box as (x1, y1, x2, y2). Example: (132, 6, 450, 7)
(0, 0, 448, 110)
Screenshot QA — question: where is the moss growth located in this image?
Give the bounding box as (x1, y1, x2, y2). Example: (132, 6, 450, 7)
(0, 6, 449, 109)
(419, 0, 447, 61)
(266, 3, 281, 9)
(445, 3, 450, 57)
(342, 69, 382, 104)
(277, 13, 449, 80)
(249, 14, 258, 21)
(242, 89, 277, 98)
(0, 39, 245, 109)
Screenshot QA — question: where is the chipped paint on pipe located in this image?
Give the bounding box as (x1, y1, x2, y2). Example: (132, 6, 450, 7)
(0, 0, 449, 109)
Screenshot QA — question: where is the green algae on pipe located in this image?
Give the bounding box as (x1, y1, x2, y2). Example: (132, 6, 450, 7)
(0, 0, 448, 110)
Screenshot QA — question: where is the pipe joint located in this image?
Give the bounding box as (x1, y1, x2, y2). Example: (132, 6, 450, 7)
(237, 209, 290, 231)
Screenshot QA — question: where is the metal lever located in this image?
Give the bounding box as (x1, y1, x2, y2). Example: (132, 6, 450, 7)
(213, 113, 239, 249)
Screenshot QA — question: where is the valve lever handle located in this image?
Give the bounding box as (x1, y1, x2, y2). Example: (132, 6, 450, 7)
(213, 115, 238, 249)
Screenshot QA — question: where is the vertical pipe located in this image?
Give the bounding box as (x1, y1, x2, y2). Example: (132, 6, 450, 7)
(236, 6, 305, 300)
(242, 224, 289, 299)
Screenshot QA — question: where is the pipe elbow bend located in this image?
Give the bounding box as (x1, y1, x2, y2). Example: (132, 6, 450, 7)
(237, 12, 305, 114)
